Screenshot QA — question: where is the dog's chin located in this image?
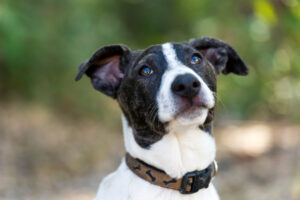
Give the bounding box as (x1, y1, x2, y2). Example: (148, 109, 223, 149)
(171, 107, 209, 127)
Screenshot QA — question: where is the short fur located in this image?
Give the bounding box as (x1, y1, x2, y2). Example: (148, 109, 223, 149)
(76, 37, 248, 200)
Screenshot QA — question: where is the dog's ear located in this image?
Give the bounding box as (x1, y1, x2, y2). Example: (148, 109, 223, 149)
(189, 37, 248, 75)
(75, 45, 131, 98)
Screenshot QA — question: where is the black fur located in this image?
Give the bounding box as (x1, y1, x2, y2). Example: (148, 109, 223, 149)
(189, 37, 249, 75)
(115, 46, 168, 148)
(76, 37, 248, 149)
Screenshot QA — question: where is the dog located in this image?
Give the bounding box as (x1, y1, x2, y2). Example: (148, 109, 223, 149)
(75, 37, 248, 200)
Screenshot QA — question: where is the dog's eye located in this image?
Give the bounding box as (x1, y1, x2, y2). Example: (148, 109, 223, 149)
(140, 66, 153, 76)
(191, 55, 201, 65)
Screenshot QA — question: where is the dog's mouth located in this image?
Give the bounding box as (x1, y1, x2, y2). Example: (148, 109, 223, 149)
(174, 98, 210, 123)
(175, 104, 207, 118)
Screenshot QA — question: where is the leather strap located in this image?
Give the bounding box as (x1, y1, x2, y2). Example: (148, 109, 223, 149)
(125, 153, 218, 194)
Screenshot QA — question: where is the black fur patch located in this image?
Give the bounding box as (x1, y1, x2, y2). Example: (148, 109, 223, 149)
(77, 38, 248, 149)
(117, 45, 169, 148)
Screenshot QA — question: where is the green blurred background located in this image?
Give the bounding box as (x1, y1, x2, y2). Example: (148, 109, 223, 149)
(1, 0, 300, 122)
(0, 0, 299, 200)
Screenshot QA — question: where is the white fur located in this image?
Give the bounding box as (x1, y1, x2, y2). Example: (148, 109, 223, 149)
(95, 159, 219, 200)
(94, 116, 219, 200)
(123, 116, 216, 178)
(94, 43, 219, 200)
(157, 43, 215, 124)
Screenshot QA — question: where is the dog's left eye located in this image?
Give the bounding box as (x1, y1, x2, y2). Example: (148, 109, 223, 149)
(191, 55, 201, 65)
(140, 66, 153, 76)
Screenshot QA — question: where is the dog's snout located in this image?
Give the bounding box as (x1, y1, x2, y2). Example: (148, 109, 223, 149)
(171, 74, 201, 99)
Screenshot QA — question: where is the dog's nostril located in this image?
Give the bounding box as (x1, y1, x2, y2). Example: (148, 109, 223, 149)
(192, 81, 200, 88)
(174, 84, 185, 92)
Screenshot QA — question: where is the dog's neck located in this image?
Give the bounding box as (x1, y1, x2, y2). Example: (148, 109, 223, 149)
(122, 115, 216, 178)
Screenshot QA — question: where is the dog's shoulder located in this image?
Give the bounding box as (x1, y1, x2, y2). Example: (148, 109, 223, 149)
(94, 159, 131, 200)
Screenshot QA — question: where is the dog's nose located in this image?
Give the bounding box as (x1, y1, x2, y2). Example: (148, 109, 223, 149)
(171, 74, 201, 99)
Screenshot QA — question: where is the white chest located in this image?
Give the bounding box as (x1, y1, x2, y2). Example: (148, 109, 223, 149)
(94, 160, 219, 200)
(123, 116, 216, 178)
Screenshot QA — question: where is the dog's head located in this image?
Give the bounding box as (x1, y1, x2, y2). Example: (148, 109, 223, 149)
(76, 37, 248, 148)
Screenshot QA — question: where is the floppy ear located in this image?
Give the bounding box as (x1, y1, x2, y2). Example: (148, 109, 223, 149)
(75, 45, 131, 98)
(189, 37, 248, 75)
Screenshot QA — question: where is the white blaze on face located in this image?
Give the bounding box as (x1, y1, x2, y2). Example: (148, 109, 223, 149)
(156, 43, 215, 125)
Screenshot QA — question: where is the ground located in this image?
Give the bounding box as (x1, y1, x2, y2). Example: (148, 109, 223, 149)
(0, 102, 299, 200)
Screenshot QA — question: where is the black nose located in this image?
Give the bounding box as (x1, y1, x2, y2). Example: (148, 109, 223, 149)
(171, 74, 201, 99)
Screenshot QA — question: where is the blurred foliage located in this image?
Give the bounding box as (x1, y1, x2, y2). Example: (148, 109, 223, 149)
(0, 0, 300, 122)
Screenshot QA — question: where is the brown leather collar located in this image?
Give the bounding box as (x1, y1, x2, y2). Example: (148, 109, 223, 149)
(125, 153, 218, 194)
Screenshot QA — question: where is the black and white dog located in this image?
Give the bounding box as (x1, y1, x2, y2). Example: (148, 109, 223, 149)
(76, 37, 248, 200)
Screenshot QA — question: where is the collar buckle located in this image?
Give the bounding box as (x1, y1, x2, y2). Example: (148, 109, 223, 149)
(180, 165, 213, 194)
